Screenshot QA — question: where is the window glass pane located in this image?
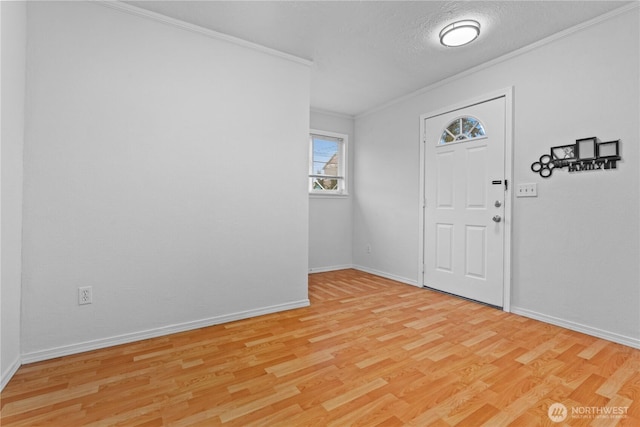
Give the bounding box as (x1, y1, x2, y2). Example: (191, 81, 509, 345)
(468, 122, 485, 138)
(439, 116, 486, 144)
(461, 117, 477, 134)
(446, 120, 460, 137)
(312, 137, 340, 176)
(311, 177, 340, 190)
(440, 130, 455, 144)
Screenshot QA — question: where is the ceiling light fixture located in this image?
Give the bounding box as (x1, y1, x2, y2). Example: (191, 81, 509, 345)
(439, 20, 480, 47)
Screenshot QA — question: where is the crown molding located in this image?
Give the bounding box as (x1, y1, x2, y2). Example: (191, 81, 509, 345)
(95, 1, 313, 67)
(310, 108, 355, 121)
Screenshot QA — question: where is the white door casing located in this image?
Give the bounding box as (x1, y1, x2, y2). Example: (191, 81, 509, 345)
(420, 93, 512, 308)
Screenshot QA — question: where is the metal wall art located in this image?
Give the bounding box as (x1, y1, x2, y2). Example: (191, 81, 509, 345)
(531, 137, 621, 178)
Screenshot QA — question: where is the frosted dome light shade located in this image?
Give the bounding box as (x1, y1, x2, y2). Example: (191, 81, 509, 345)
(439, 20, 480, 47)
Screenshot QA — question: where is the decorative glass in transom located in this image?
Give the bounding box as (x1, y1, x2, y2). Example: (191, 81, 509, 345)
(439, 116, 486, 144)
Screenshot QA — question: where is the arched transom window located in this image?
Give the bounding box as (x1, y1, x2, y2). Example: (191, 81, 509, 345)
(439, 116, 486, 144)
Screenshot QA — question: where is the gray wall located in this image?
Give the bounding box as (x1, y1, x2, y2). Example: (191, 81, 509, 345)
(1, 0, 26, 389)
(21, 1, 311, 361)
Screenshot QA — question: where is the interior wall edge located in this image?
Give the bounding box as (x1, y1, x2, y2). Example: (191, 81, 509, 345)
(352, 265, 419, 288)
(97, 1, 313, 67)
(310, 107, 355, 121)
(511, 306, 640, 350)
(0, 0, 26, 394)
(308, 265, 353, 274)
(20, 299, 310, 365)
(0, 355, 21, 392)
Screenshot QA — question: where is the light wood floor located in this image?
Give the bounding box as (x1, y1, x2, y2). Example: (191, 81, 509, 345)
(2, 269, 639, 426)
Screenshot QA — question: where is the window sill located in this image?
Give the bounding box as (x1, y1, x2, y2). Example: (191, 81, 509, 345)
(309, 192, 350, 199)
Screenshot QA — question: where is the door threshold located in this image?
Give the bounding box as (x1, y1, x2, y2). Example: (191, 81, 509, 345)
(422, 286, 503, 310)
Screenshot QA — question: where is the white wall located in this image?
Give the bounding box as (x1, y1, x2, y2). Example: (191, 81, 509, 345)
(21, 2, 311, 361)
(1, 1, 26, 389)
(354, 8, 640, 346)
(353, 104, 420, 285)
(309, 110, 354, 272)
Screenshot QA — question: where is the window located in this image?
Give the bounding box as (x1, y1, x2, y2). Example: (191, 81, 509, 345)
(439, 116, 486, 144)
(309, 130, 348, 195)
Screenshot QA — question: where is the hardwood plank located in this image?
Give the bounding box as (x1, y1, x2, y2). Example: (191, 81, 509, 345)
(579, 339, 612, 360)
(597, 358, 640, 399)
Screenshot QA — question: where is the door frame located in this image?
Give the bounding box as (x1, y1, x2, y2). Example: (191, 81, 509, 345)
(418, 87, 514, 312)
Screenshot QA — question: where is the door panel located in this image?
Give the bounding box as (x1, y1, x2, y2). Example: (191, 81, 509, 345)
(465, 225, 486, 279)
(436, 151, 455, 208)
(424, 97, 505, 307)
(436, 224, 453, 272)
(465, 146, 488, 208)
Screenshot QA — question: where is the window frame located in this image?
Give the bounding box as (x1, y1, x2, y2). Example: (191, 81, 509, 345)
(309, 129, 349, 197)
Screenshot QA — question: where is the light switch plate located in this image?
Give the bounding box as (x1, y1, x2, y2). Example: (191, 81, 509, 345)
(516, 183, 537, 197)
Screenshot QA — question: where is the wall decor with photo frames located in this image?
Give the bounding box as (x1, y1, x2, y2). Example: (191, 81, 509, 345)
(531, 137, 621, 178)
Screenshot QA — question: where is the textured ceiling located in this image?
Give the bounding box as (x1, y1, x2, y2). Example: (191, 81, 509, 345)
(126, 1, 631, 116)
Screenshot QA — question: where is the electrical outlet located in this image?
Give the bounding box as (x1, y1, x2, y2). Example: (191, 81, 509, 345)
(516, 183, 538, 198)
(78, 286, 92, 305)
(366, 245, 371, 254)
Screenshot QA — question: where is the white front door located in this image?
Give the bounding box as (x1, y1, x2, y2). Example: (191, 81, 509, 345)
(423, 97, 506, 307)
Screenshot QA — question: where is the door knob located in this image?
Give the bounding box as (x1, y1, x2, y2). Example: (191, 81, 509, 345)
(492, 215, 502, 223)
(494, 200, 502, 207)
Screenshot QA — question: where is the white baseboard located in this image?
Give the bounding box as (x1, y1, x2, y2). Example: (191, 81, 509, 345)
(21, 299, 310, 364)
(308, 264, 353, 274)
(352, 265, 419, 287)
(1, 355, 22, 392)
(511, 306, 640, 350)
